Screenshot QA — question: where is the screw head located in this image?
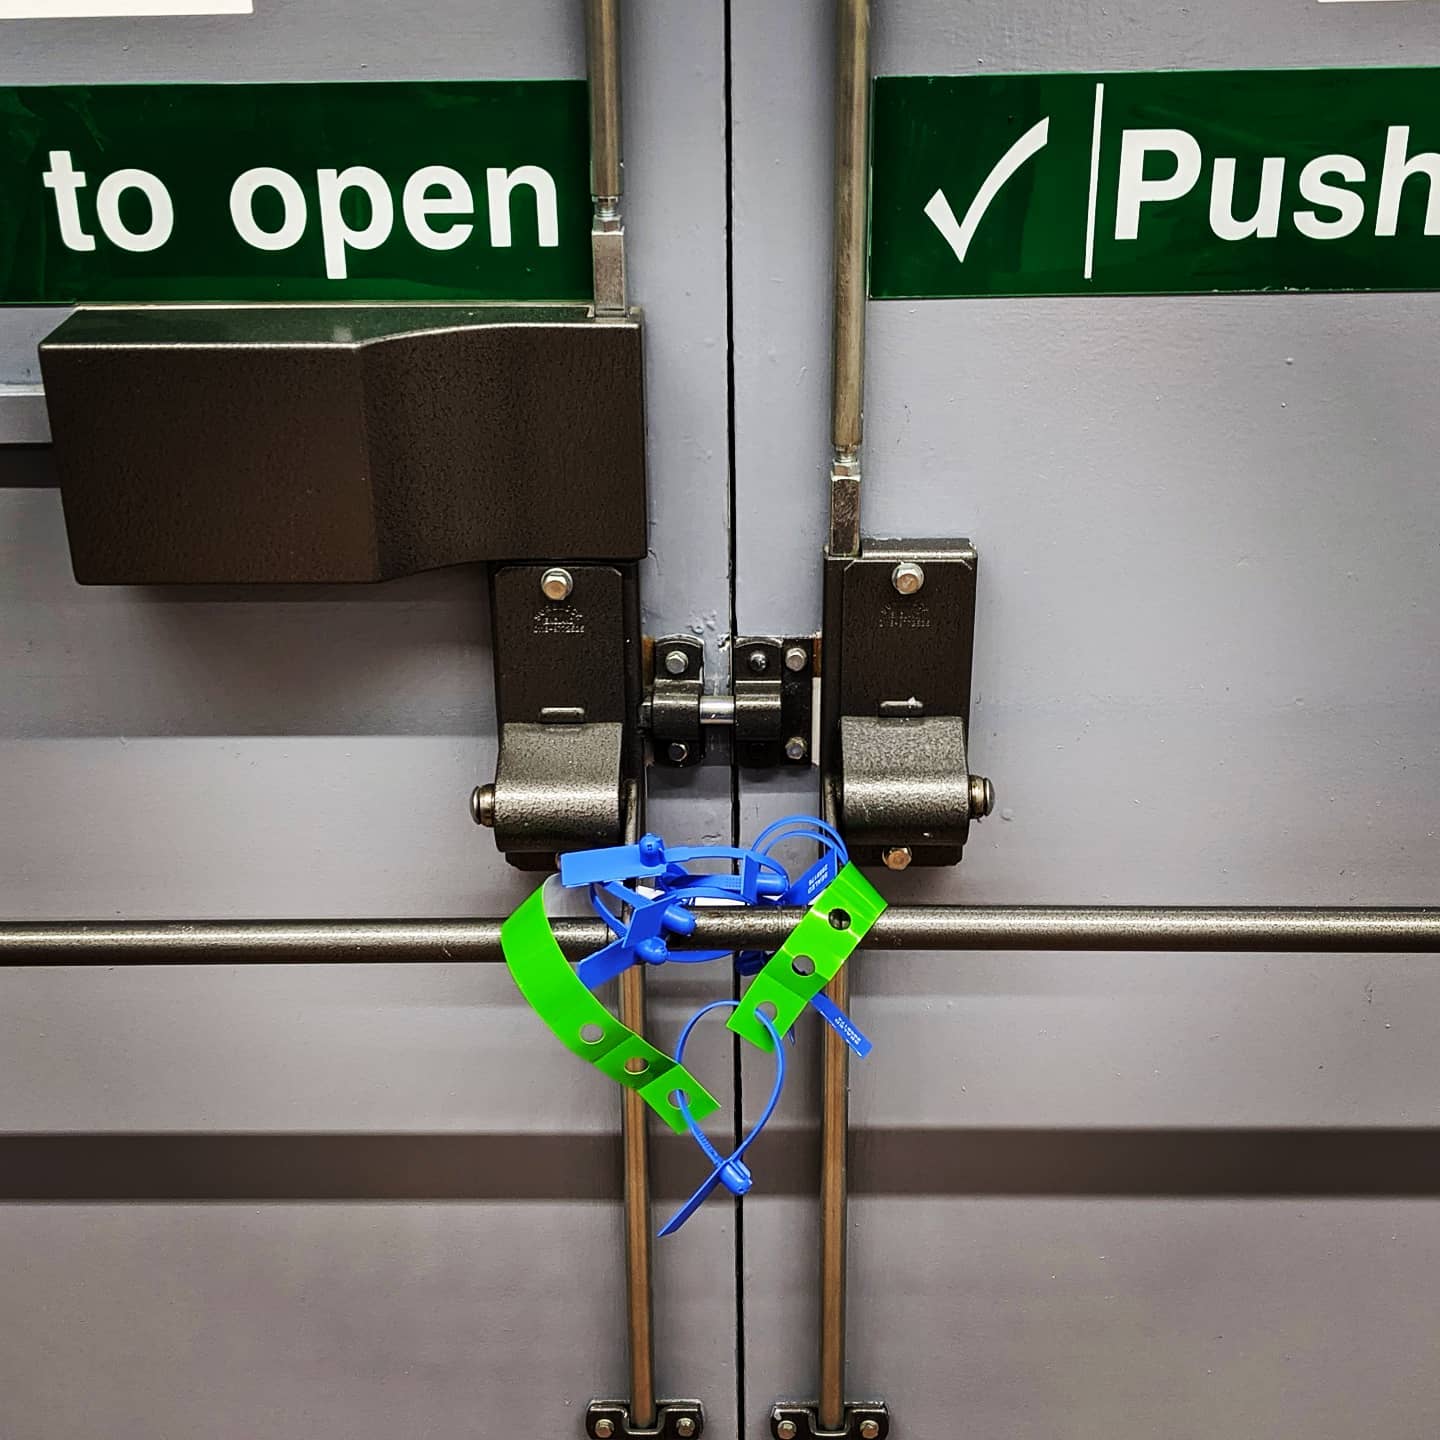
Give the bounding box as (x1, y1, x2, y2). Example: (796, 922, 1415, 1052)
(676, 1419, 697, 1438)
(775, 1423, 798, 1440)
(882, 845, 913, 870)
(747, 648, 769, 674)
(784, 735, 808, 762)
(860, 1421, 881, 1440)
(470, 784, 496, 828)
(891, 561, 926, 596)
(667, 741, 692, 764)
(969, 774, 995, 819)
(540, 567, 573, 602)
(783, 644, 808, 673)
(663, 648, 690, 677)
(593, 1420, 615, 1439)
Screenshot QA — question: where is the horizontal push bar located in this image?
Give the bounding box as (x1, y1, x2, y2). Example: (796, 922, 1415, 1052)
(1, 906, 1438, 965)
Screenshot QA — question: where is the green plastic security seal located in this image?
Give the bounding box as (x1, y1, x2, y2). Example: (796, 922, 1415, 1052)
(727, 863, 887, 1052)
(501, 887, 721, 1135)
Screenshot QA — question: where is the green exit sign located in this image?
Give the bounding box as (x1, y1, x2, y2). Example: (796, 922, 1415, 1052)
(0, 80, 592, 304)
(870, 67, 1440, 299)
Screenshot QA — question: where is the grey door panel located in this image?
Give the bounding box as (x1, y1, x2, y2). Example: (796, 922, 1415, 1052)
(0, 3, 738, 1436)
(732, 2, 1440, 1435)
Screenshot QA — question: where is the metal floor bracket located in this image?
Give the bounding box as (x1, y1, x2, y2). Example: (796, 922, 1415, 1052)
(586, 1399, 704, 1439)
(770, 1401, 889, 1440)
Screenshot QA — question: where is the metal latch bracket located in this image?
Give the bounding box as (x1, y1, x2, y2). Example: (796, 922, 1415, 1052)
(822, 539, 993, 867)
(475, 562, 642, 870)
(649, 635, 816, 770)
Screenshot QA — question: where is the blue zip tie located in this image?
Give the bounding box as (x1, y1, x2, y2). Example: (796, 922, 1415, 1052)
(809, 989, 873, 1057)
(561, 836, 790, 897)
(578, 880, 741, 990)
(519, 815, 876, 1226)
(658, 999, 786, 1237)
(559, 833, 671, 888)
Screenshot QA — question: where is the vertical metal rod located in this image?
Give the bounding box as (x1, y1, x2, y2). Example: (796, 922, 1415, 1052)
(819, 2, 870, 1420)
(817, 961, 851, 1432)
(619, 962, 657, 1429)
(828, 0, 871, 557)
(615, 782, 656, 1430)
(585, 0, 628, 315)
(816, 771, 852, 1431)
(586, 0, 623, 200)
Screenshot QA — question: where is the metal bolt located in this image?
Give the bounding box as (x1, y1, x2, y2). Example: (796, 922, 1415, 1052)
(593, 1420, 615, 1439)
(667, 742, 691, 764)
(540, 567, 573, 602)
(747, 648, 769, 674)
(882, 845, 913, 870)
(783, 644, 809, 673)
(676, 1419, 697, 1438)
(470, 784, 496, 828)
(784, 735, 809, 762)
(663, 648, 690, 677)
(890, 561, 926, 596)
(969, 774, 995, 819)
(859, 1422, 881, 1440)
(776, 1423, 798, 1440)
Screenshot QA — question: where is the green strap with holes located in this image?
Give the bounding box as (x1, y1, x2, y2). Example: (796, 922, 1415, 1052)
(727, 863, 887, 1052)
(501, 886, 721, 1135)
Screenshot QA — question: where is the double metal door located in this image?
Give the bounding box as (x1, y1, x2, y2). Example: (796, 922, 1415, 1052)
(3, 3, 1440, 1439)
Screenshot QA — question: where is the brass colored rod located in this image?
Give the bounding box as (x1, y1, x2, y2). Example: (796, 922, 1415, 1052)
(619, 960, 656, 1429)
(616, 790, 656, 1430)
(817, 960, 851, 1432)
(816, 778, 853, 1431)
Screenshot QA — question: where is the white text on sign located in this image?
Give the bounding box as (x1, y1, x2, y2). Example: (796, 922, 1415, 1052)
(41, 151, 560, 279)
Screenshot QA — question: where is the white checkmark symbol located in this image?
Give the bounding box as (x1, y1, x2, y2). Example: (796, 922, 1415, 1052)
(925, 116, 1051, 263)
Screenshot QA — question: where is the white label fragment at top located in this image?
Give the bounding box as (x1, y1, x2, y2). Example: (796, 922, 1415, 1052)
(0, 1, 251, 16)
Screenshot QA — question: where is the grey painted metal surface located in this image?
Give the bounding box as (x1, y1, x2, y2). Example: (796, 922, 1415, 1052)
(0, 3, 736, 1438)
(732, 1, 1440, 1435)
(7, 2, 1440, 1437)
(0, 385, 48, 444)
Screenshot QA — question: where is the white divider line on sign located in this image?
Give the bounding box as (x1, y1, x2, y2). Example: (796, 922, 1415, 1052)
(1083, 82, 1105, 281)
(0, 1, 251, 16)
